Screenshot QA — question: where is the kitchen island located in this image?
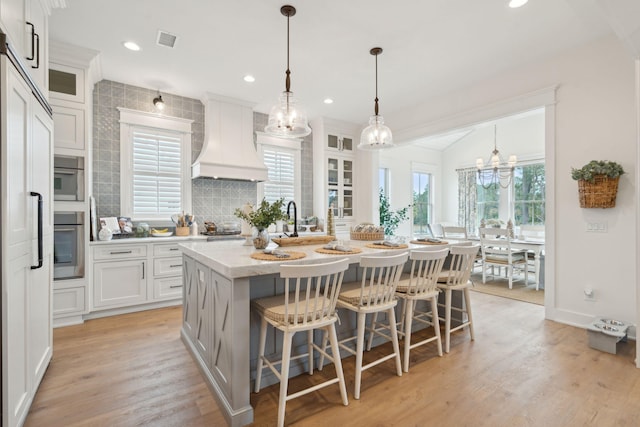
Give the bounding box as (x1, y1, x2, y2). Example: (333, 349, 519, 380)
(178, 239, 463, 426)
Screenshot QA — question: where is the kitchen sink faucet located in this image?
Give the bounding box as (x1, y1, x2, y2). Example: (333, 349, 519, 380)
(286, 201, 298, 237)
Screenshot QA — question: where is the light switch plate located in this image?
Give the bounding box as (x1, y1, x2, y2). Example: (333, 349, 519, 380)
(586, 222, 607, 232)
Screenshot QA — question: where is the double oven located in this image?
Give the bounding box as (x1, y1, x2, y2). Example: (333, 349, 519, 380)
(53, 155, 85, 280)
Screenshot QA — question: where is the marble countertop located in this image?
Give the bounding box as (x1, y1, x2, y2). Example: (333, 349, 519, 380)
(178, 239, 458, 279)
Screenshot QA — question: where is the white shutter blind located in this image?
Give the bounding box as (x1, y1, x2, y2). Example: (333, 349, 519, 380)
(262, 147, 295, 203)
(132, 130, 182, 215)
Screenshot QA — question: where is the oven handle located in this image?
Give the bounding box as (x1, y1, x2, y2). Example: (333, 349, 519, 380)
(30, 192, 43, 269)
(55, 227, 78, 232)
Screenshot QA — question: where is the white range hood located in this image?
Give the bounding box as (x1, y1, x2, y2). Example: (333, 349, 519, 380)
(192, 93, 268, 181)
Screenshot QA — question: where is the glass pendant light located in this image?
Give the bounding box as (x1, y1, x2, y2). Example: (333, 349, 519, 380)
(359, 47, 394, 150)
(265, 5, 311, 138)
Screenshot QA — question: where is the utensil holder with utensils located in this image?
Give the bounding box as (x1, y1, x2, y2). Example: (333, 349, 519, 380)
(175, 226, 189, 236)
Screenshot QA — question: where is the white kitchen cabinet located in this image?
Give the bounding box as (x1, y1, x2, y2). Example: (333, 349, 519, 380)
(93, 258, 147, 308)
(312, 117, 359, 237)
(53, 286, 85, 318)
(326, 133, 354, 154)
(86, 240, 194, 318)
(49, 62, 85, 104)
(52, 105, 84, 150)
(1, 51, 53, 427)
(0, 0, 49, 93)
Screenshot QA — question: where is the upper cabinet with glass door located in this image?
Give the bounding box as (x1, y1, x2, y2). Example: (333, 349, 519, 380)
(326, 156, 354, 220)
(326, 133, 354, 154)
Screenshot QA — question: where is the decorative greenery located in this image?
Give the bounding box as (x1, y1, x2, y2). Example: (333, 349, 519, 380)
(571, 160, 624, 183)
(379, 189, 410, 236)
(234, 198, 286, 230)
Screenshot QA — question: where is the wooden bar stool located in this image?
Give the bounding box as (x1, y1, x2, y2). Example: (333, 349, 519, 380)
(391, 248, 449, 372)
(319, 252, 409, 399)
(437, 244, 479, 353)
(252, 258, 350, 427)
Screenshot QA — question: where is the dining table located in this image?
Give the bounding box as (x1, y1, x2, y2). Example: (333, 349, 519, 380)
(469, 236, 545, 290)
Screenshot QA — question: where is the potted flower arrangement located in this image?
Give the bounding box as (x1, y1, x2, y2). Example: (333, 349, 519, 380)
(571, 160, 624, 208)
(234, 198, 286, 249)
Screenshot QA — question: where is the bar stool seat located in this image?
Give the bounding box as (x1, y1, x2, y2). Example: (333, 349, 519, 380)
(320, 252, 409, 399)
(436, 244, 479, 353)
(253, 258, 350, 427)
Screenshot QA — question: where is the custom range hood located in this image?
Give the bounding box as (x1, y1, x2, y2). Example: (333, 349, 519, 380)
(192, 93, 268, 181)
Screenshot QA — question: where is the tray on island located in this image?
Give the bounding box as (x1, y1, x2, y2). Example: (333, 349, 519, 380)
(272, 235, 336, 247)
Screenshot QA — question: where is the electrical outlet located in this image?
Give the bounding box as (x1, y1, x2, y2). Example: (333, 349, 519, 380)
(586, 222, 607, 232)
(584, 288, 596, 302)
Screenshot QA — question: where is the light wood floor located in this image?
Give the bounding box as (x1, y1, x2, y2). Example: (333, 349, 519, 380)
(26, 293, 640, 426)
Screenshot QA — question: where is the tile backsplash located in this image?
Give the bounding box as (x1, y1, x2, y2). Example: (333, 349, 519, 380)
(92, 80, 313, 230)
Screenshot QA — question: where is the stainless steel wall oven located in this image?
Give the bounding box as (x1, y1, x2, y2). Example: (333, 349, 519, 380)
(53, 155, 84, 201)
(54, 212, 84, 280)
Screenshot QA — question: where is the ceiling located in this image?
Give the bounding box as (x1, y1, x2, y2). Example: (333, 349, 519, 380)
(49, 1, 624, 132)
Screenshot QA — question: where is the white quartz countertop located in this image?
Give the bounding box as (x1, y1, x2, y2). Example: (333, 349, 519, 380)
(178, 239, 459, 279)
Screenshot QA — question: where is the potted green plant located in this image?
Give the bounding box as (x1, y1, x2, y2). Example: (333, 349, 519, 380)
(234, 198, 286, 248)
(571, 160, 624, 208)
(379, 189, 410, 236)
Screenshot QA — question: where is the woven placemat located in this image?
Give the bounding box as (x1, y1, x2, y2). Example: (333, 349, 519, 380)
(365, 243, 409, 250)
(250, 251, 306, 261)
(410, 240, 449, 245)
(315, 247, 363, 255)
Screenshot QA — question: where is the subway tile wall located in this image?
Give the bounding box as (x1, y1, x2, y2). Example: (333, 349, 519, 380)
(92, 80, 313, 230)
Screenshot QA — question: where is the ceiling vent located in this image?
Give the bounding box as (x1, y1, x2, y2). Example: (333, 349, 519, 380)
(156, 30, 178, 48)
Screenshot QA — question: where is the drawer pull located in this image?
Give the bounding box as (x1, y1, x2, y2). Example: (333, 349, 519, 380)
(169, 285, 183, 289)
(110, 250, 132, 255)
(169, 248, 179, 251)
(170, 264, 182, 268)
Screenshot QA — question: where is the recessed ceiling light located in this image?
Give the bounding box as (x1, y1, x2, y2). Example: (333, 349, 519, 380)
(509, 0, 528, 8)
(323, 98, 334, 104)
(243, 75, 255, 83)
(123, 41, 141, 51)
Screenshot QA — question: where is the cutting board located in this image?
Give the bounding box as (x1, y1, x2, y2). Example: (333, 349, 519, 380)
(272, 235, 336, 247)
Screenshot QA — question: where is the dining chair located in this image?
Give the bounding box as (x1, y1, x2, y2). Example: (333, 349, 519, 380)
(436, 244, 479, 353)
(319, 251, 409, 399)
(442, 226, 468, 240)
(252, 258, 350, 427)
(371, 248, 449, 372)
(479, 227, 528, 289)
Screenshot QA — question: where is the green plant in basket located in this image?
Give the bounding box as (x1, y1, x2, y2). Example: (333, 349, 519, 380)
(571, 160, 624, 182)
(234, 198, 286, 230)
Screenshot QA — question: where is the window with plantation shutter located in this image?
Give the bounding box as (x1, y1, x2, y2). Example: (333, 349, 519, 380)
(132, 130, 182, 215)
(119, 108, 193, 220)
(256, 132, 301, 206)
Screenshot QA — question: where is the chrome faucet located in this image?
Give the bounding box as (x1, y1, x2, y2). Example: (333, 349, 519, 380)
(286, 201, 298, 237)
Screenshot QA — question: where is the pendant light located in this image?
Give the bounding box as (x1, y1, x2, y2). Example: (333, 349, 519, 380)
(358, 47, 394, 150)
(264, 5, 311, 138)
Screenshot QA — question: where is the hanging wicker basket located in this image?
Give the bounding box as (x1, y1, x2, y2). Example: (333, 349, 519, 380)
(577, 175, 619, 208)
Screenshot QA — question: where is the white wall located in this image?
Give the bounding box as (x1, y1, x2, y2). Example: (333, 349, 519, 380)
(382, 34, 637, 329)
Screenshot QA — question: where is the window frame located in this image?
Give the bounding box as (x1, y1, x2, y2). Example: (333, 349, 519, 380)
(411, 167, 434, 236)
(255, 132, 301, 205)
(119, 108, 193, 221)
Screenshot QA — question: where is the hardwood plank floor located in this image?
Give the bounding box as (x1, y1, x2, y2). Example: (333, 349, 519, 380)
(26, 293, 640, 426)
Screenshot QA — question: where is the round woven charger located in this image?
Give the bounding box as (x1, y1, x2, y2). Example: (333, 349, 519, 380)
(250, 251, 306, 261)
(315, 248, 363, 255)
(410, 240, 449, 245)
(365, 243, 409, 250)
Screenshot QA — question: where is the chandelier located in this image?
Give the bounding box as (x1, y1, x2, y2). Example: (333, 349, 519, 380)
(264, 5, 311, 139)
(475, 125, 517, 189)
(358, 47, 394, 150)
